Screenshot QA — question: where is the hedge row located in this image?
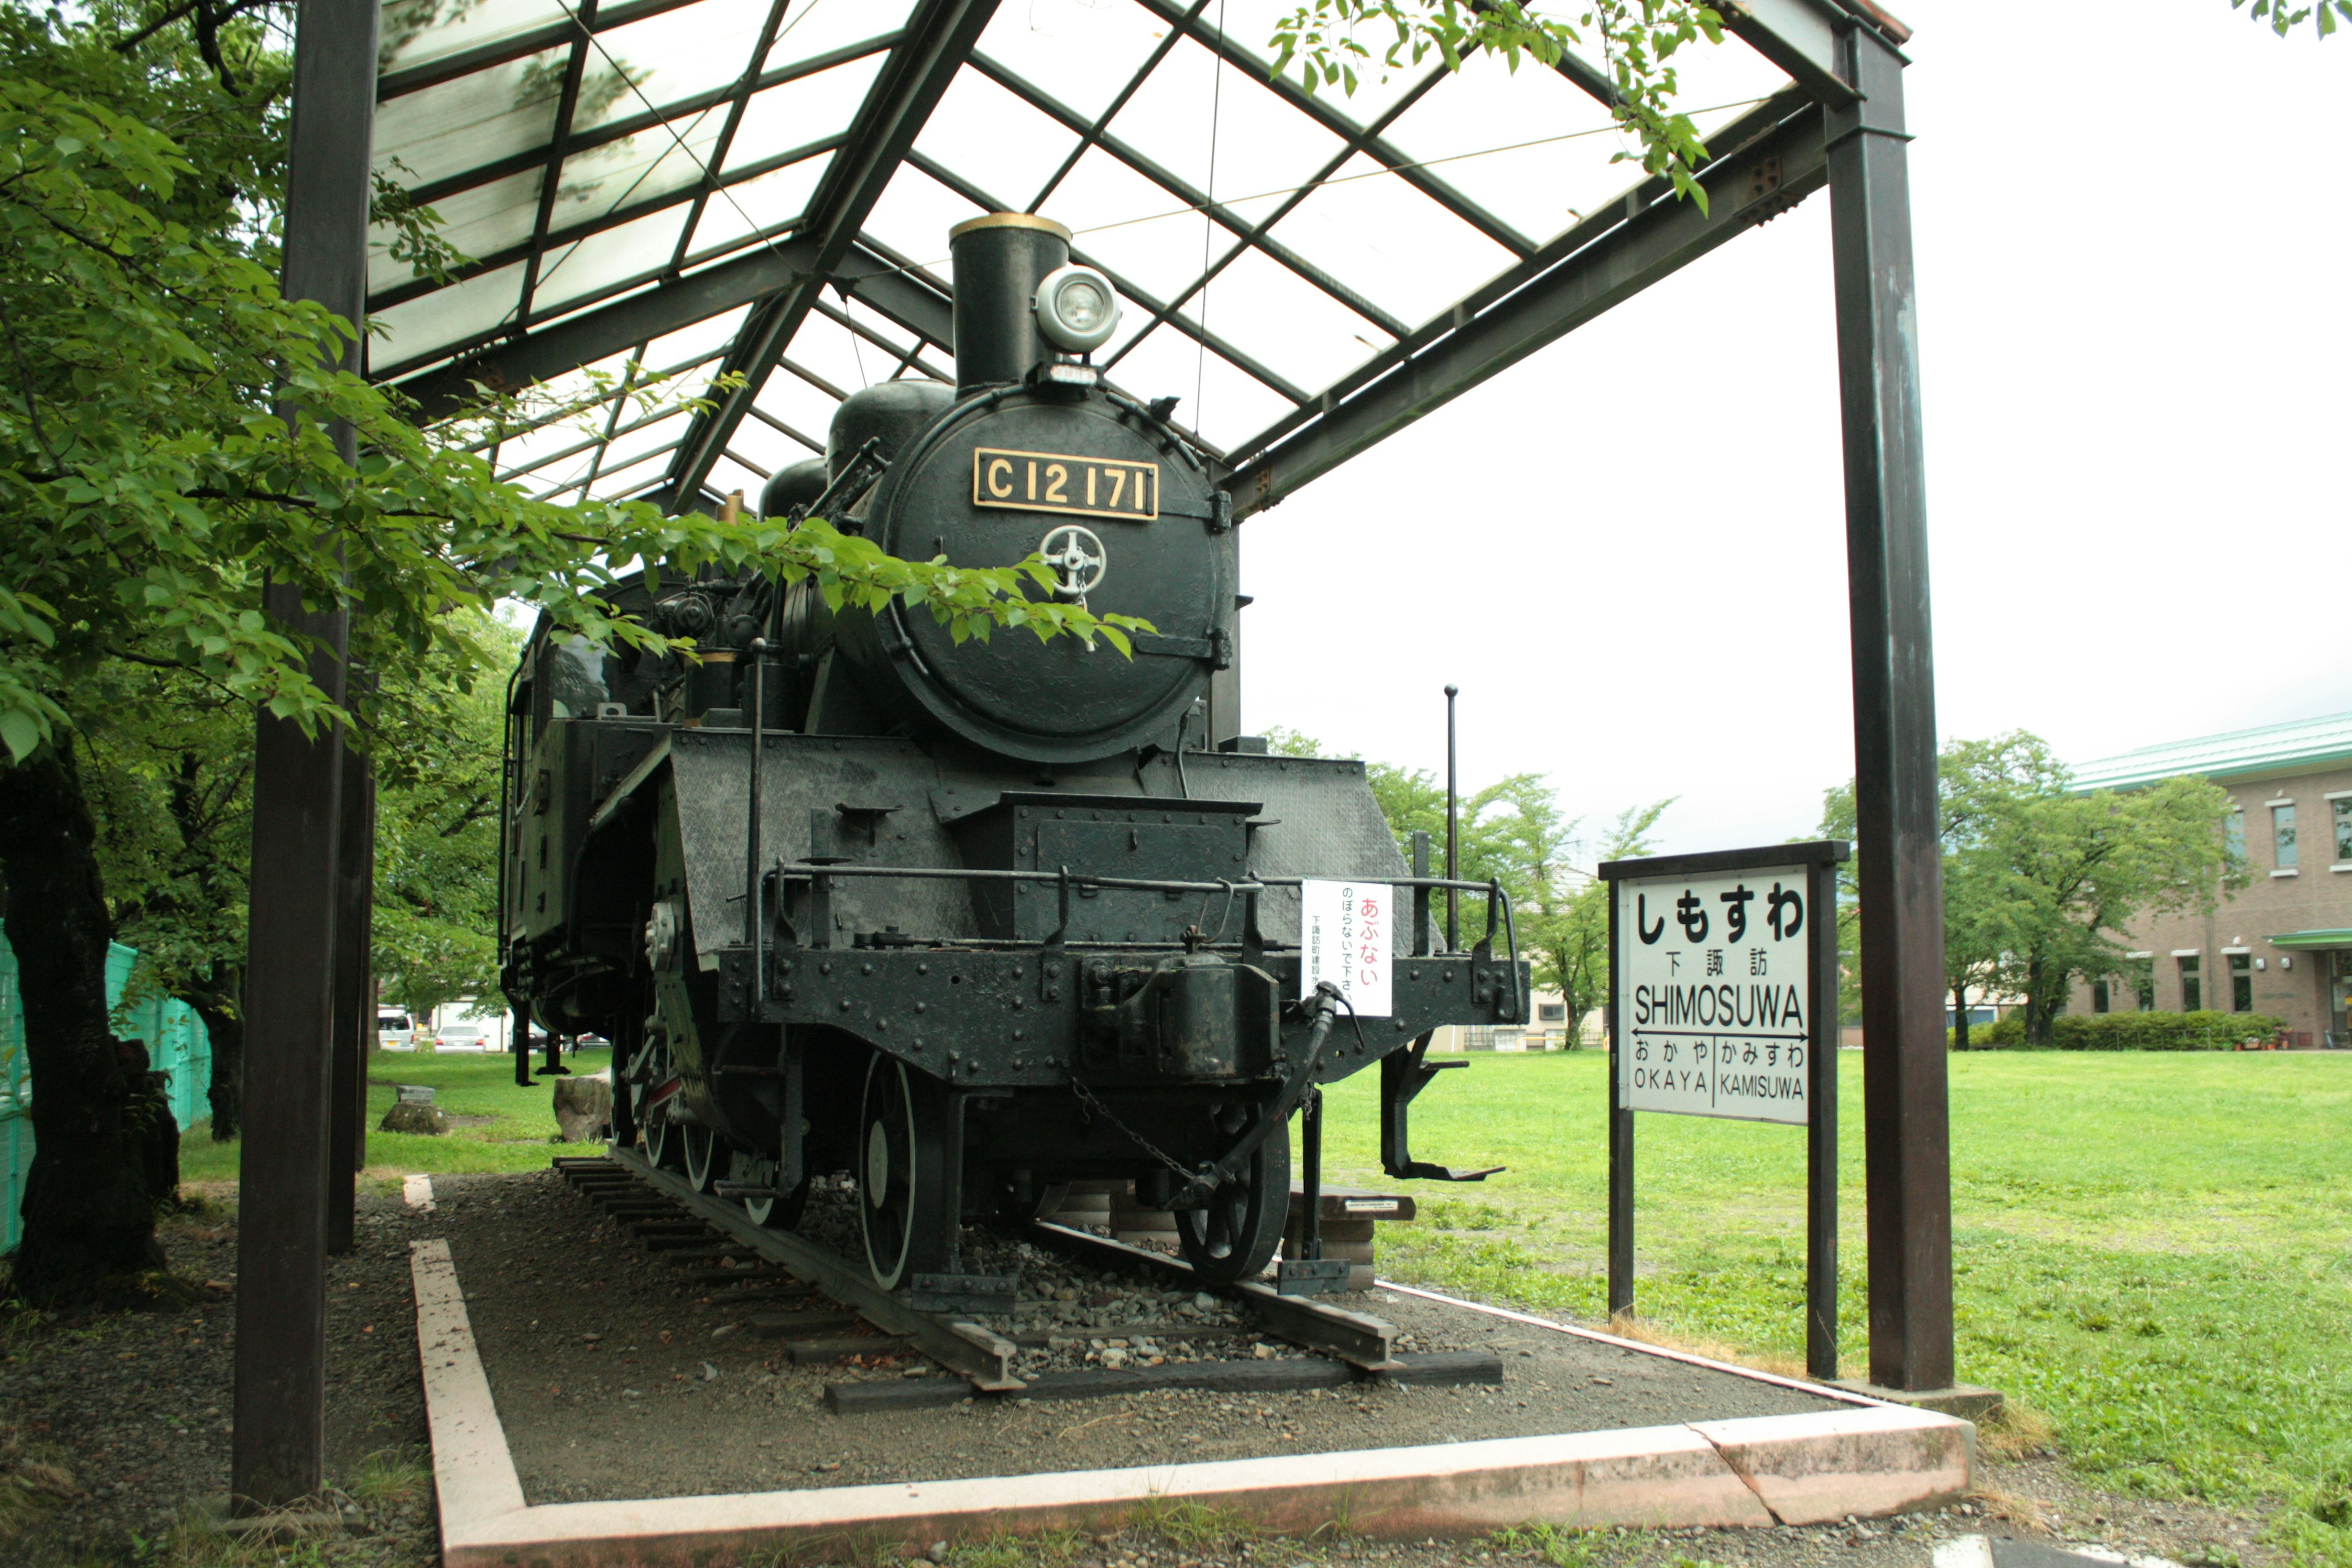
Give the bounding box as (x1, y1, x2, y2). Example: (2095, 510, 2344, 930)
(1951, 1011, 2285, 1051)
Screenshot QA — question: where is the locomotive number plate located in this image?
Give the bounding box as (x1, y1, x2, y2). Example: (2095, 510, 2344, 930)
(972, 447, 1158, 522)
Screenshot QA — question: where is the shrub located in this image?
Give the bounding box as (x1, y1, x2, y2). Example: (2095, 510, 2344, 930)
(1952, 1011, 2282, 1050)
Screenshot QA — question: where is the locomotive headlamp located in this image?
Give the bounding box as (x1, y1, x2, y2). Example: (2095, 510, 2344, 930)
(1034, 263, 1120, 353)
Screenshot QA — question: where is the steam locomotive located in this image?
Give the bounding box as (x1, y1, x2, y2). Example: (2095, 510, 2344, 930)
(500, 214, 1523, 1295)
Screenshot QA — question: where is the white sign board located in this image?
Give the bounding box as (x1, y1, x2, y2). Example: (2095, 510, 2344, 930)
(1615, 867, 1813, 1125)
(1300, 880, 1392, 1018)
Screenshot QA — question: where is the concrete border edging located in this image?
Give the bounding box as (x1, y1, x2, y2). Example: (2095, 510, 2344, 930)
(409, 1242, 1971, 1567)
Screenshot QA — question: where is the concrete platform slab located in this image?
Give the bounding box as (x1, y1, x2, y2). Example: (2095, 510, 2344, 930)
(410, 1238, 1973, 1566)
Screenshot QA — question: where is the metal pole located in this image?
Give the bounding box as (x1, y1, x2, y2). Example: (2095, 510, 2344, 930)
(1443, 685, 1460, 951)
(1605, 877, 1632, 1322)
(326, 750, 372, 1255)
(1806, 856, 1839, 1381)
(234, 0, 378, 1508)
(1826, 23, 1954, 1393)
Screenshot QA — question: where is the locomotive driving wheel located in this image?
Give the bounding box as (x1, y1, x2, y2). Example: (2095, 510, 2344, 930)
(682, 1124, 718, 1194)
(634, 1035, 684, 1172)
(858, 1057, 952, 1291)
(1172, 1109, 1291, 1285)
(734, 1150, 810, 1229)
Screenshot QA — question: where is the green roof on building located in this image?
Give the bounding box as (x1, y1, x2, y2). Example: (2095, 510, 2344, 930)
(2070, 711, 2352, 791)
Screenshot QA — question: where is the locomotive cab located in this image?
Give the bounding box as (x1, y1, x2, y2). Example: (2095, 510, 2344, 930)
(502, 214, 1525, 1292)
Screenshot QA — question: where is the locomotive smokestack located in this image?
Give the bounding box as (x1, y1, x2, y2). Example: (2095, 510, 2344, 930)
(949, 213, 1072, 389)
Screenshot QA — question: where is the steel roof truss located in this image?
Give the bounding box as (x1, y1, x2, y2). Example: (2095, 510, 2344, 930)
(1225, 97, 1826, 516)
(662, 0, 1005, 509)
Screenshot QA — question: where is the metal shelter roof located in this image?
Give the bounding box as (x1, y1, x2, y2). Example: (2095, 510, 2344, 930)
(369, 0, 1909, 516)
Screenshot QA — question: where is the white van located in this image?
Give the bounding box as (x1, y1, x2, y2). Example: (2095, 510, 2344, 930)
(377, 1012, 416, 1051)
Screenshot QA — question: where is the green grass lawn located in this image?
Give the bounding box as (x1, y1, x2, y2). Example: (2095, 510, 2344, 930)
(1320, 1050, 2352, 1564)
(170, 1045, 2351, 1560)
(179, 1046, 611, 1186)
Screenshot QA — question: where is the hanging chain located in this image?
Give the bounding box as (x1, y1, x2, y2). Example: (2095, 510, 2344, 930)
(1068, 1076, 1204, 1189)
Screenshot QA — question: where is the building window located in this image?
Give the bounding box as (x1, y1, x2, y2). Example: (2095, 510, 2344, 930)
(2336, 797, 2352, 864)
(2230, 953, 2253, 1012)
(2274, 804, 2297, 869)
(1537, 1002, 1566, 1023)
(2179, 954, 2201, 1012)
(2136, 973, 2155, 1011)
(2225, 809, 2246, 862)
(2092, 981, 2111, 1013)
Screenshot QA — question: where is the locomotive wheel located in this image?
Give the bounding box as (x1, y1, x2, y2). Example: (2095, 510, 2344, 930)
(858, 1057, 951, 1291)
(735, 1150, 810, 1229)
(683, 1125, 718, 1194)
(1172, 1112, 1291, 1284)
(637, 1040, 683, 1172)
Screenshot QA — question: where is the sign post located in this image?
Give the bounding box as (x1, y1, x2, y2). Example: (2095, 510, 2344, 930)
(1599, 840, 1848, 1379)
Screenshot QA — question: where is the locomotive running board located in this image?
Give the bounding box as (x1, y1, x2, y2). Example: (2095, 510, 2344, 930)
(603, 1146, 1022, 1392)
(1026, 1219, 1403, 1372)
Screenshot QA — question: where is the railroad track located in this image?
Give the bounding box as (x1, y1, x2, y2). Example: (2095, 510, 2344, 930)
(552, 1153, 1502, 1415)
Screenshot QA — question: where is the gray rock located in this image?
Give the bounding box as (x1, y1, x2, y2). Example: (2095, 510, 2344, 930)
(552, 1068, 612, 1143)
(379, 1101, 449, 1136)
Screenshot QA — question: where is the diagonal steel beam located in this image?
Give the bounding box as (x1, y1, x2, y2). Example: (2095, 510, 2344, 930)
(665, 0, 797, 278)
(386, 233, 952, 420)
(904, 149, 1310, 406)
(377, 0, 701, 100)
(513, 1, 597, 333)
(661, 0, 1004, 511)
(1125, 0, 1534, 259)
(1223, 96, 1824, 517)
(965, 50, 1410, 341)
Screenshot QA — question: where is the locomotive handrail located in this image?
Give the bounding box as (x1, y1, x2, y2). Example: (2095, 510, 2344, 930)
(778, 862, 1501, 897)
(774, 859, 1520, 970)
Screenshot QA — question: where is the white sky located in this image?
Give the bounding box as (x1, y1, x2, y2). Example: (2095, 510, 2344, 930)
(1232, 2, 2350, 864)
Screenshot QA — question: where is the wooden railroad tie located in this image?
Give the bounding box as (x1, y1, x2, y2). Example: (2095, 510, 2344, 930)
(824, 1349, 1502, 1414)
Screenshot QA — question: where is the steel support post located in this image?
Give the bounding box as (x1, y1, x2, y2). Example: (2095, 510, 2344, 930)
(234, 0, 379, 1510)
(326, 752, 374, 1254)
(1825, 24, 1954, 1393)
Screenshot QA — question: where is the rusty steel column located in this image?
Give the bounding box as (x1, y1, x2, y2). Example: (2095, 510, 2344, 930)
(233, 0, 380, 1509)
(1826, 21, 1954, 1392)
(327, 750, 374, 1254)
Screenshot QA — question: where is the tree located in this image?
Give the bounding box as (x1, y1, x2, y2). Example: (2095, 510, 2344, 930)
(0, 7, 1140, 1306)
(2234, 0, 2352, 37)
(1820, 733, 2245, 1049)
(1522, 801, 1670, 1047)
(368, 619, 514, 1026)
(78, 660, 253, 1136)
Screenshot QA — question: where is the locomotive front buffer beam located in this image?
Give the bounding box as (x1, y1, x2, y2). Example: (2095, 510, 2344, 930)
(709, 942, 1528, 1092)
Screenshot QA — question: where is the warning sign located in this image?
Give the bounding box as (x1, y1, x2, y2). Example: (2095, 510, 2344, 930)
(1300, 879, 1392, 1018)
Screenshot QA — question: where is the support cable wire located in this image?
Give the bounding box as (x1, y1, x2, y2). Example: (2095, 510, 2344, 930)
(1193, 0, 1227, 429)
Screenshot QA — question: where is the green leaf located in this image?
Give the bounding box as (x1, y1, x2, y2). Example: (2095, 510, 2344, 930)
(0, 709, 42, 763)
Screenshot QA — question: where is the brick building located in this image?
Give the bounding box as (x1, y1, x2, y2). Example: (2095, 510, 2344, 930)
(2067, 712, 2352, 1044)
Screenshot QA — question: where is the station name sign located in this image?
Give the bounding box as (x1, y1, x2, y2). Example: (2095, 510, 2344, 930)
(1602, 842, 1845, 1128)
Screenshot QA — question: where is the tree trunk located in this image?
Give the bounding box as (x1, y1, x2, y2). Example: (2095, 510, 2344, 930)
(1951, 983, 1969, 1050)
(190, 965, 243, 1141)
(0, 748, 168, 1306)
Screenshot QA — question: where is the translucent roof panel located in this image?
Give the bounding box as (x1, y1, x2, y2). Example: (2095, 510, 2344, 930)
(369, 0, 1847, 505)
(373, 43, 568, 189)
(379, 0, 570, 81)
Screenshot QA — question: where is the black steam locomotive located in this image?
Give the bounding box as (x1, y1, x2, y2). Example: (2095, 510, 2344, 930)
(500, 214, 1523, 1295)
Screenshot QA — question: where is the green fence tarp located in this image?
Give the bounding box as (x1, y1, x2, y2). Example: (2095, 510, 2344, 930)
(0, 921, 212, 1254)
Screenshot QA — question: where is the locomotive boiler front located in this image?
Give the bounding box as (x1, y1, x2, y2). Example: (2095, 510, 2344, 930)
(819, 214, 1234, 765)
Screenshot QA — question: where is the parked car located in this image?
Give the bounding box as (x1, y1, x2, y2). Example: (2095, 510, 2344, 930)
(430, 1022, 489, 1053)
(377, 1012, 415, 1051)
